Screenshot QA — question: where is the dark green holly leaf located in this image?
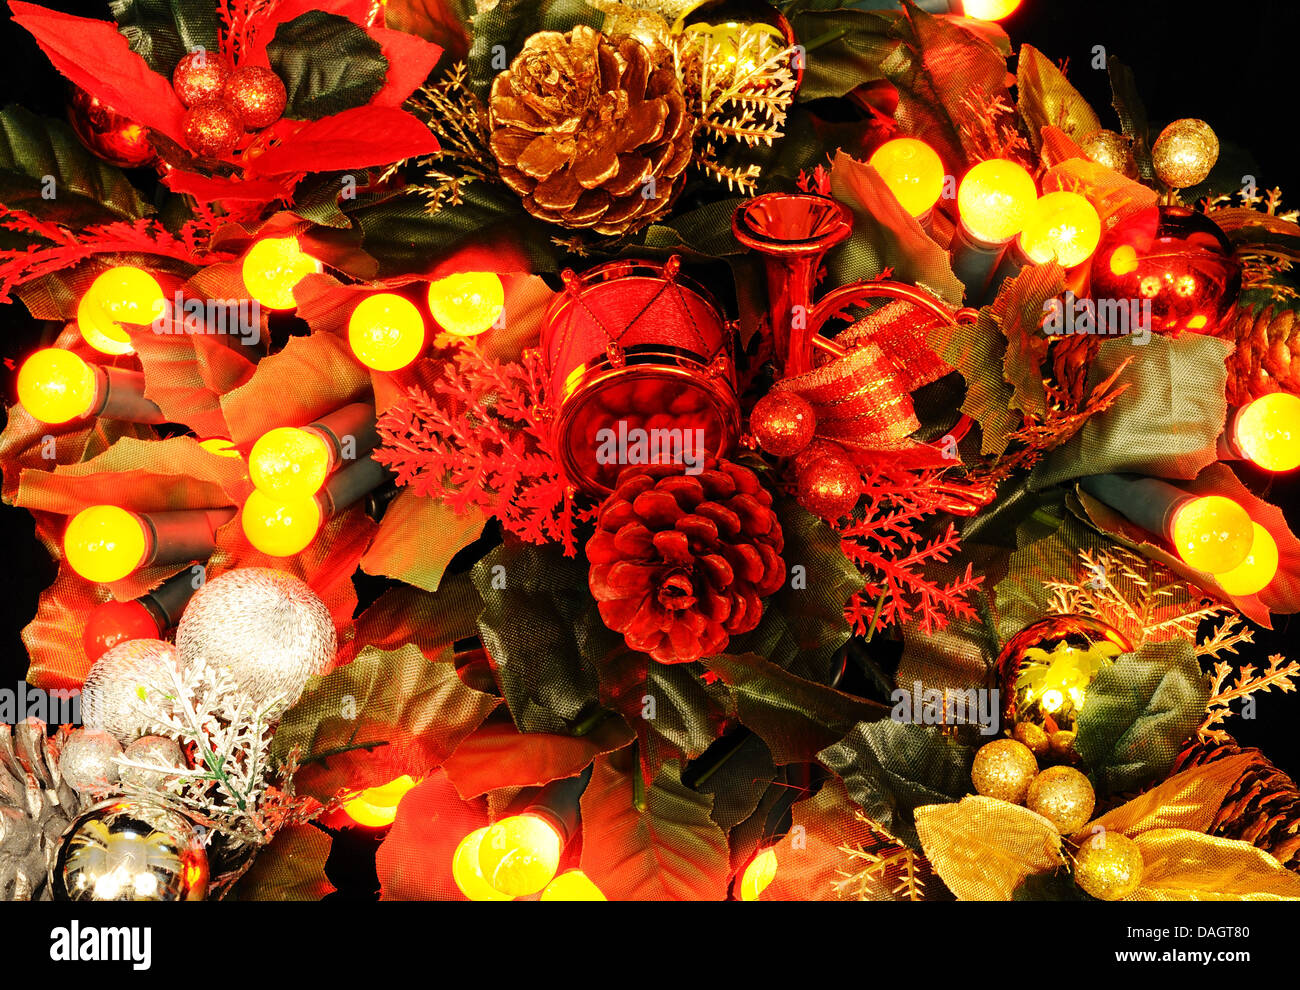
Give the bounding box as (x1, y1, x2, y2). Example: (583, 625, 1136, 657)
(466, 0, 602, 98)
(788, 8, 901, 101)
(1012, 868, 1090, 901)
(110, 0, 220, 76)
(226, 824, 334, 901)
(691, 732, 777, 832)
(267, 11, 389, 121)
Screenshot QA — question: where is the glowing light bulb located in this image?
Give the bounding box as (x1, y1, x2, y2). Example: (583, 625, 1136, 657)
(868, 139, 945, 219)
(16, 349, 99, 424)
(77, 266, 167, 354)
(540, 870, 607, 901)
(241, 236, 320, 310)
(957, 159, 1038, 244)
(83, 598, 160, 661)
(427, 272, 505, 337)
(248, 427, 331, 499)
(199, 438, 243, 460)
(1234, 393, 1300, 472)
(240, 489, 322, 557)
(740, 847, 778, 901)
(1169, 495, 1254, 574)
(452, 827, 513, 901)
(1215, 523, 1279, 597)
(1020, 192, 1102, 267)
(342, 775, 420, 828)
(348, 293, 426, 371)
(64, 506, 149, 583)
(477, 813, 563, 897)
(962, 0, 1021, 19)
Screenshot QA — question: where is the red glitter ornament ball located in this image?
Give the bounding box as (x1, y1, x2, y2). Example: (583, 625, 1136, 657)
(223, 65, 287, 129)
(797, 455, 860, 521)
(183, 103, 242, 157)
(751, 390, 817, 457)
(792, 439, 850, 479)
(82, 600, 160, 663)
(171, 51, 230, 107)
(66, 85, 155, 168)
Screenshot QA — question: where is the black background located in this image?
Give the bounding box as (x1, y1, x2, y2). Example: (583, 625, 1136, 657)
(1, 0, 1299, 901)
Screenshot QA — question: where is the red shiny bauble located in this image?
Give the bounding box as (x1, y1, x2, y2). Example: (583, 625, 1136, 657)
(223, 66, 288, 129)
(82, 599, 161, 662)
(751, 390, 816, 456)
(183, 103, 242, 157)
(1086, 206, 1242, 337)
(172, 51, 231, 107)
(66, 85, 156, 168)
(797, 455, 860, 521)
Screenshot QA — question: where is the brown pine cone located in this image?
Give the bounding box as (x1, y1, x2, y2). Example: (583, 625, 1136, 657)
(488, 25, 696, 237)
(1225, 302, 1300, 405)
(587, 461, 786, 665)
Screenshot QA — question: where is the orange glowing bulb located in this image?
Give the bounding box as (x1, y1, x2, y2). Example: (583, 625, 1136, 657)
(16, 349, 99, 424)
(868, 138, 946, 218)
(240, 489, 322, 557)
(342, 775, 419, 828)
(740, 847, 778, 901)
(962, 0, 1021, 19)
(428, 272, 505, 337)
(957, 159, 1038, 244)
(1234, 393, 1300, 472)
(63, 505, 149, 583)
(478, 813, 564, 897)
(452, 827, 514, 901)
(1215, 523, 1279, 597)
(248, 427, 331, 499)
(1019, 191, 1102, 267)
(1169, 495, 1254, 574)
(77, 266, 167, 355)
(241, 236, 320, 310)
(348, 293, 426, 371)
(540, 870, 607, 901)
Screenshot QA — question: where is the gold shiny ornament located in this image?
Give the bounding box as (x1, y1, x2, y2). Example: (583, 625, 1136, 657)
(1080, 129, 1137, 179)
(53, 801, 208, 901)
(1026, 765, 1095, 833)
(57, 729, 123, 796)
(971, 739, 1039, 804)
(1152, 119, 1219, 189)
(81, 640, 181, 744)
(1012, 721, 1049, 759)
(1073, 830, 1143, 900)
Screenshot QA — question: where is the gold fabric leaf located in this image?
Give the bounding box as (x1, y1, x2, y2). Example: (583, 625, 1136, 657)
(1016, 45, 1101, 152)
(1126, 830, 1300, 901)
(915, 796, 1064, 900)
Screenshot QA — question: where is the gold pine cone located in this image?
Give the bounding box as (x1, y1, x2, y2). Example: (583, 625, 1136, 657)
(1225, 302, 1300, 405)
(489, 25, 696, 237)
(1074, 831, 1144, 900)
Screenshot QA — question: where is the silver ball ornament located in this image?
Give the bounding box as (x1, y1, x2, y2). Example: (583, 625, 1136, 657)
(58, 729, 123, 796)
(176, 567, 336, 718)
(119, 735, 184, 789)
(81, 639, 180, 743)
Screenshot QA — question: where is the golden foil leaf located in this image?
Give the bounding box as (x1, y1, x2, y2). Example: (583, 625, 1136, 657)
(1016, 44, 1102, 151)
(1126, 829, 1300, 901)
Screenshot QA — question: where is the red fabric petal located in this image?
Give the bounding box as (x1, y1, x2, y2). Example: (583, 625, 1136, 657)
(369, 26, 443, 107)
(244, 106, 440, 176)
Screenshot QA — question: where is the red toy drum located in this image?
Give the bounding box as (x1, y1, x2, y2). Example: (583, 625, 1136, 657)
(543, 257, 739, 495)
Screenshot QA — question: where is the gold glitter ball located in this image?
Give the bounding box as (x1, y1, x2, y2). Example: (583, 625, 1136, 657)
(1152, 118, 1219, 189)
(1080, 129, 1137, 179)
(1012, 721, 1050, 758)
(971, 738, 1039, 804)
(1049, 728, 1080, 763)
(1027, 765, 1095, 833)
(1074, 831, 1144, 900)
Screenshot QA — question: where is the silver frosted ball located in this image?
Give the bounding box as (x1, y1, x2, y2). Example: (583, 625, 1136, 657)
(81, 639, 180, 744)
(119, 735, 184, 789)
(59, 729, 124, 796)
(176, 567, 336, 719)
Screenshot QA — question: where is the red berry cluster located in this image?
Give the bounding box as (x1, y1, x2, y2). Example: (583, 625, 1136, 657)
(172, 51, 287, 158)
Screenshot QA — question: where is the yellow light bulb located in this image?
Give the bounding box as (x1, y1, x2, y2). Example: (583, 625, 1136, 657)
(77, 296, 134, 356)
(348, 293, 426, 371)
(16, 349, 99, 424)
(1170, 495, 1254, 575)
(1216, 523, 1279, 597)
(957, 159, 1038, 244)
(241, 236, 320, 311)
(428, 272, 505, 337)
(1234, 393, 1300, 472)
(868, 139, 946, 218)
(540, 870, 607, 901)
(1020, 191, 1102, 267)
(477, 813, 563, 897)
(452, 827, 514, 901)
(342, 775, 420, 828)
(240, 489, 322, 557)
(248, 427, 331, 499)
(77, 266, 167, 355)
(740, 847, 778, 901)
(63, 505, 149, 583)
(962, 0, 1021, 19)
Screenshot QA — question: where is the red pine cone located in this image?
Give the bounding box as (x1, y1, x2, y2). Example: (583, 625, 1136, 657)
(587, 461, 786, 665)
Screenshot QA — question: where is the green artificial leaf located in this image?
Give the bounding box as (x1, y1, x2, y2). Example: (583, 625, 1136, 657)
(0, 106, 152, 226)
(1074, 641, 1211, 795)
(643, 198, 747, 260)
(926, 312, 1017, 457)
(226, 824, 334, 901)
(466, 0, 602, 98)
(110, 0, 220, 76)
(579, 754, 732, 900)
(1016, 44, 1101, 153)
(991, 507, 1098, 643)
(360, 492, 486, 592)
(788, 8, 901, 101)
(1107, 57, 1155, 184)
(818, 719, 974, 849)
(991, 262, 1063, 421)
(1012, 868, 1090, 901)
(267, 11, 389, 121)
(691, 732, 777, 833)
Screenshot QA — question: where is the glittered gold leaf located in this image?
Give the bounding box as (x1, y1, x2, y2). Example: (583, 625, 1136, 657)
(1126, 830, 1300, 901)
(1016, 44, 1101, 152)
